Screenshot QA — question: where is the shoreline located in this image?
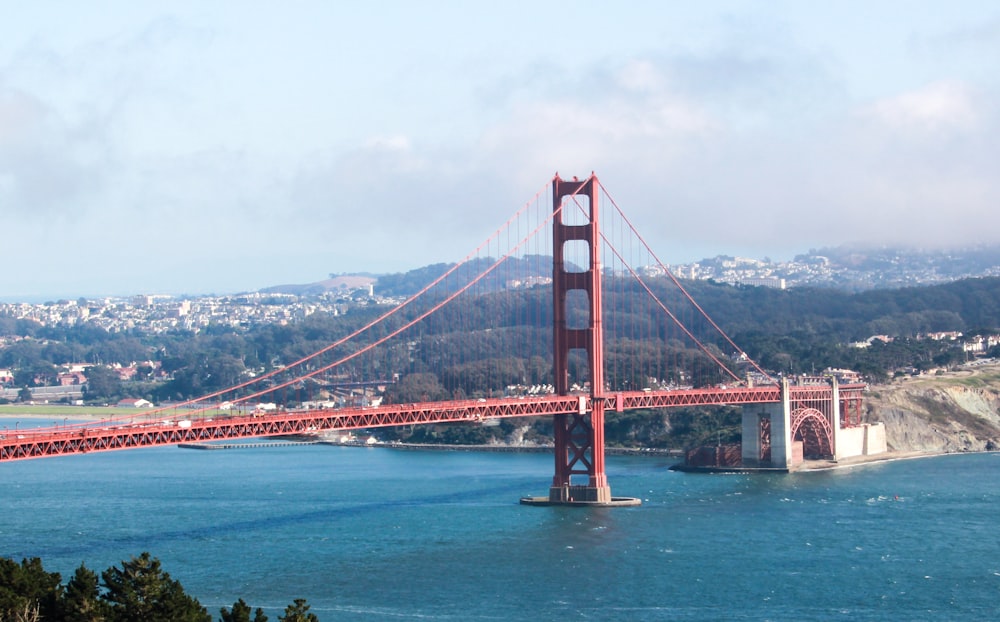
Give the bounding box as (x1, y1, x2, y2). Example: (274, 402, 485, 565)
(671, 449, 995, 474)
(376, 442, 682, 458)
(793, 448, 996, 471)
(4, 413, 991, 472)
(375, 444, 990, 472)
(0, 410, 140, 421)
(274, 440, 987, 473)
(0, 412, 105, 420)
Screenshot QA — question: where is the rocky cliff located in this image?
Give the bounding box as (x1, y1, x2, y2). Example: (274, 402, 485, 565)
(864, 364, 1000, 453)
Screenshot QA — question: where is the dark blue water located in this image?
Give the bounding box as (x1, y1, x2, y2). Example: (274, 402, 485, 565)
(2, 426, 999, 620)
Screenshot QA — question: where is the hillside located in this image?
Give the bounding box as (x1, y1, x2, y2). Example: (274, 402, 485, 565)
(865, 363, 1000, 453)
(258, 275, 376, 296)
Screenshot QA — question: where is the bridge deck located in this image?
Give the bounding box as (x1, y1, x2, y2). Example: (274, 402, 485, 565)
(0, 385, 864, 462)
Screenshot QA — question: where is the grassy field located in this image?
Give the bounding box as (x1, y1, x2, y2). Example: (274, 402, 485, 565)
(0, 404, 149, 418)
(891, 362, 1000, 390)
(949, 370, 1000, 388)
(924, 363, 1000, 389)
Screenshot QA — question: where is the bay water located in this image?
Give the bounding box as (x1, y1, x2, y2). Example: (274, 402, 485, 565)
(1, 423, 999, 620)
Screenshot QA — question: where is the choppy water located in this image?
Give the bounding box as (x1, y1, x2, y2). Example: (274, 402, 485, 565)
(1, 423, 999, 620)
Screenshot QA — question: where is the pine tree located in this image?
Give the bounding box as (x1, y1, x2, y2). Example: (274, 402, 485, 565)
(0, 557, 62, 621)
(100, 552, 210, 622)
(62, 564, 106, 622)
(277, 598, 319, 622)
(220, 598, 268, 622)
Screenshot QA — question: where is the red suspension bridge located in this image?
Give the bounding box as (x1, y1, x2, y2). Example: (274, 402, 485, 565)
(0, 174, 867, 506)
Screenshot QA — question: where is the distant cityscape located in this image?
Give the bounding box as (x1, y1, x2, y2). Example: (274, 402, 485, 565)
(3, 245, 1000, 337)
(0, 289, 382, 336)
(669, 244, 1000, 291)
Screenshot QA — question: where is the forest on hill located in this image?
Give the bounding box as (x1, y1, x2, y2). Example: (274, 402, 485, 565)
(677, 276, 1000, 379)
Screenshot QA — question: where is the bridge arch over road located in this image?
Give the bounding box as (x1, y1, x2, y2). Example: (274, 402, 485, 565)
(790, 407, 834, 459)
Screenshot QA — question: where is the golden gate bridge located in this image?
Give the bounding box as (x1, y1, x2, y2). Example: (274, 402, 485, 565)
(0, 174, 868, 506)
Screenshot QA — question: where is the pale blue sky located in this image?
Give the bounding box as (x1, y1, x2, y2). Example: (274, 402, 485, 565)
(2, 1, 999, 298)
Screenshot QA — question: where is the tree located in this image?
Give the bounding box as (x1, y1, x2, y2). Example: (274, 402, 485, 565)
(277, 599, 319, 622)
(101, 552, 211, 622)
(0, 556, 63, 622)
(220, 598, 268, 622)
(61, 564, 106, 622)
(83, 365, 122, 401)
(385, 372, 448, 403)
(17, 387, 32, 403)
(135, 363, 155, 382)
(154, 354, 247, 401)
(14, 362, 56, 388)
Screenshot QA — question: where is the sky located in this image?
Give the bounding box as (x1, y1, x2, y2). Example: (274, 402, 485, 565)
(2, 1, 999, 299)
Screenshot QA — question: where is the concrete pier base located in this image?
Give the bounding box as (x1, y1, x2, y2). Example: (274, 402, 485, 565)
(519, 496, 641, 507)
(742, 379, 792, 468)
(551, 484, 610, 503)
(520, 484, 640, 507)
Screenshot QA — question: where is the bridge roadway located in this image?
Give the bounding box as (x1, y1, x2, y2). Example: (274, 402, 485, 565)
(0, 384, 863, 462)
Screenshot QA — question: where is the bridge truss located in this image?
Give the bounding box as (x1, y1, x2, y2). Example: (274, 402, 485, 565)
(0, 385, 863, 462)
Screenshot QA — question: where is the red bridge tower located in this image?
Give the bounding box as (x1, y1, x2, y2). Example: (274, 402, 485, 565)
(522, 174, 640, 507)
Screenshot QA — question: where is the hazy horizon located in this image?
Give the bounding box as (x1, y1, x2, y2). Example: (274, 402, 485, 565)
(3, 239, 999, 303)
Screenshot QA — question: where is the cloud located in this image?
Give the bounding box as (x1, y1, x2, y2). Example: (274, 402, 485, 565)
(270, 49, 1000, 269)
(460, 52, 1000, 261)
(864, 80, 980, 132)
(0, 14, 219, 228)
(5, 4, 1000, 298)
(0, 86, 104, 217)
(268, 56, 728, 274)
(756, 80, 1000, 252)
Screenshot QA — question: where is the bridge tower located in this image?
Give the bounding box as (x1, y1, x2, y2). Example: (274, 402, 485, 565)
(522, 174, 639, 506)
